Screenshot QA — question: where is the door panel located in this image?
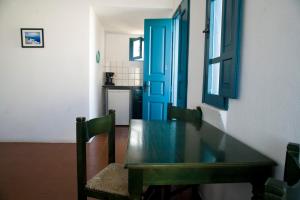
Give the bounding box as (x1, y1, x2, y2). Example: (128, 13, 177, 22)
(143, 19, 172, 120)
(150, 27, 166, 75)
(150, 81, 164, 96)
(149, 102, 164, 120)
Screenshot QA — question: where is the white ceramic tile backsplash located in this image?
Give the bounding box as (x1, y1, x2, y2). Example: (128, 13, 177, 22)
(128, 80, 134, 86)
(105, 59, 143, 86)
(129, 73, 135, 80)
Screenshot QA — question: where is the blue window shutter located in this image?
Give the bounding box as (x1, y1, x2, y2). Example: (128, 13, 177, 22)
(129, 38, 134, 61)
(219, 0, 242, 98)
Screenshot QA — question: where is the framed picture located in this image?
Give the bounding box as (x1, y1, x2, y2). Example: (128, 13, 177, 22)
(20, 28, 44, 48)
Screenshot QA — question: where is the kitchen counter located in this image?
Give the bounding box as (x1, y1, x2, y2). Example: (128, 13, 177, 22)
(103, 85, 142, 90)
(103, 85, 143, 122)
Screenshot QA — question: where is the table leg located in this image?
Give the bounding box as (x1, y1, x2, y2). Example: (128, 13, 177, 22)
(192, 185, 202, 200)
(129, 169, 143, 200)
(251, 181, 265, 200)
(160, 185, 171, 200)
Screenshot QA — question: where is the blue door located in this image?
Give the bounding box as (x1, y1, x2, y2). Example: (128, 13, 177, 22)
(143, 19, 172, 120)
(173, 0, 189, 108)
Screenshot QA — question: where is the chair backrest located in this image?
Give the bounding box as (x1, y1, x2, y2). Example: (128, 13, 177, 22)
(167, 103, 202, 125)
(76, 110, 115, 198)
(264, 143, 300, 200)
(284, 143, 300, 186)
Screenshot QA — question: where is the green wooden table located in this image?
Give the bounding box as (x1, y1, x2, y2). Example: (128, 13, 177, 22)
(125, 120, 276, 200)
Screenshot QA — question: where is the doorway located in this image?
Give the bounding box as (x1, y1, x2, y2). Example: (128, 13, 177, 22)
(142, 0, 190, 120)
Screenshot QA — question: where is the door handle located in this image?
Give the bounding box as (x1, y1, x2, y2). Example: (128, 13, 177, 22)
(202, 27, 209, 34)
(203, 22, 210, 34)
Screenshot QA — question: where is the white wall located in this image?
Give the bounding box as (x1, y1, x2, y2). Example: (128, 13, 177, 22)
(0, 0, 90, 142)
(89, 7, 105, 118)
(104, 32, 143, 86)
(173, 0, 182, 11)
(187, 0, 300, 199)
(105, 32, 143, 62)
(105, 33, 132, 62)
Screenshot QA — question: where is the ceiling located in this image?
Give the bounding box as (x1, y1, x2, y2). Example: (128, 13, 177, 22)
(89, 0, 176, 34)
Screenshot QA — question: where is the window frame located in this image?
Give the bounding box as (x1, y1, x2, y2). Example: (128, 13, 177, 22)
(202, 0, 242, 110)
(129, 37, 144, 61)
(171, 0, 190, 108)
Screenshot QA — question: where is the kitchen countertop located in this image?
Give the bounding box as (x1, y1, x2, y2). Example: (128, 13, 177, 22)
(103, 85, 143, 120)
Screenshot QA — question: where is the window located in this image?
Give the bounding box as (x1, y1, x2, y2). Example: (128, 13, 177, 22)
(203, 0, 242, 110)
(129, 37, 144, 61)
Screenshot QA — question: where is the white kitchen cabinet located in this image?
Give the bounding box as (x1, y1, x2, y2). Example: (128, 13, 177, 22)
(107, 89, 131, 125)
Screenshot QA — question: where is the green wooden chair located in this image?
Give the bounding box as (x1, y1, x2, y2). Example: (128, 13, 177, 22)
(166, 104, 203, 199)
(167, 103, 202, 126)
(264, 143, 300, 200)
(76, 110, 130, 200)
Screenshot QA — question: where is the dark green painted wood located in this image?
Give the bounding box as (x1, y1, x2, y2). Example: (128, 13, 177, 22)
(141, 166, 272, 185)
(84, 110, 115, 163)
(125, 119, 276, 200)
(265, 178, 287, 200)
(85, 189, 129, 200)
(167, 103, 202, 126)
(109, 110, 116, 164)
(76, 110, 128, 200)
(86, 117, 112, 140)
(284, 143, 300, 186)
(76, 117, 87, 200)
(264, 143, 300, 200)
(126, 120, 276, 167)
(128, 169, 144, 200)
(167, 104, 202, 196)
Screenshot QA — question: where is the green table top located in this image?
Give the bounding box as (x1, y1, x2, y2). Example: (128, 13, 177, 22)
(125, 119, 276, 168)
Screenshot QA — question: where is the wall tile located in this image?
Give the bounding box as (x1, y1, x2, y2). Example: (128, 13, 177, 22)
(104, 59, 143, 86)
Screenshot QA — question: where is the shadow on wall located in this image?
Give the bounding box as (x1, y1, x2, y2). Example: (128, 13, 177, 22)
(201, 105, 227, 131)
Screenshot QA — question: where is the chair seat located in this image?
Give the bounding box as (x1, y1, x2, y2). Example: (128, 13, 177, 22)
(86, 163, 129, 197)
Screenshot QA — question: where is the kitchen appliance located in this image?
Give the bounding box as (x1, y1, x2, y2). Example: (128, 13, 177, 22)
(107, 89, 130, 125)
(105, 72, 115, 85)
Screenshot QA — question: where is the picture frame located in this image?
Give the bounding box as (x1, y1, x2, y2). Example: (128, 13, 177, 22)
(20, 28, 44, 48)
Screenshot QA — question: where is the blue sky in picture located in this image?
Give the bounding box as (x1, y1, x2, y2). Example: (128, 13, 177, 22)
(25, 32, 41, 44)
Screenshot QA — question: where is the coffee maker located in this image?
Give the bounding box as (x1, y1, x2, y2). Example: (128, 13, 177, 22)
(105, 72, 115, 85)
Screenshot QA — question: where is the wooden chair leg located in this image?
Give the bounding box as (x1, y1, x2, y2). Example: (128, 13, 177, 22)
(170, 185, 191, 197)
(142, 186, 156, 200)
(143, 185, 174, 200)
(160, 185, 171, 200)
(192, 185, 202, 200)
(78, 193, 87, 200)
